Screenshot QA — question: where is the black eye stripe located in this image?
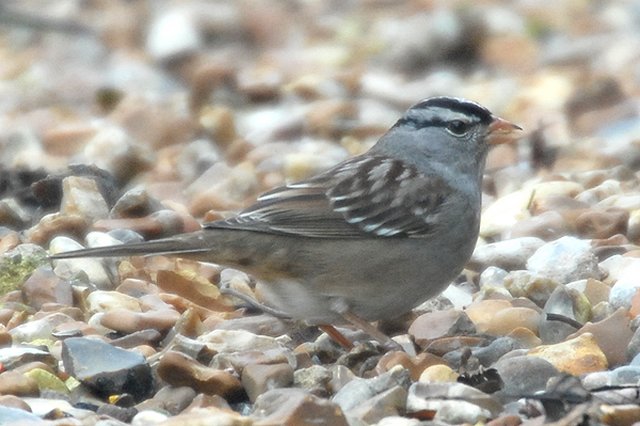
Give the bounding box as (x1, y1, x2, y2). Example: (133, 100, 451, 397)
(394, 117, 475, 130)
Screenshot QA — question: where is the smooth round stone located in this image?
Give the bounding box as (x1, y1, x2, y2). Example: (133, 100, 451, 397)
(528, 333, 608, 375)
(156, 351, 242, 399)
(0, 395, 31, 411)
(376, 351, 445, 381)
(253, 388, 348, 426)
(480, 189, 532, 238)
(503, 270, 560, 307)
(86, 290, 142, 314)
(332, 366, 411, 413)
(406, 382, 501, 424)
(21, 267, 73, 310)
(0, 371, 39, 396)
(575, 208, 628, 239)
(197, 329, 287, 354)
(470, 237, 545, 271)
(418, 364, 458, 383)
(539, 286, 591, 344)
(59, 176, 110, 222)
(243, 363, 294, 402)
(101, 309, 180, 334)
(408, 310, 476, 348)
(465, 300, 540, 336)
(566, 279, 610, 305)
(526, 236, 603, 284)
(626, 209, 640, 243)
(0, 406, 42, 424)
(506, 210, 571, 241)
(9, 312, 75, 343)
(494, 355, 560, 398)
(135, 385, 196, 415)
(575, 179, 623, 204)
(132, 410, 170, 425)
(478, 266, 509, 289)
(568, 308, 633, 367)
(23, 368, 68, 394)
(609, 260, 640, 309)
(293, 365, 331, 397)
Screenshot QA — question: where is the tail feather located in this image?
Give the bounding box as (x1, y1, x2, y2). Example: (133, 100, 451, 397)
(49, 236, 211, 259)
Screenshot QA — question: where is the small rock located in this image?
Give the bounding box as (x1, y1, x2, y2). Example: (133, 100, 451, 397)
(101, 309, 180, 334)
(86, 290, 142, 314)
(60, 176, 110, 222)
(0, 371, 39, 397)
(156, 350, 243, 399)
(62, 337, 152, 401)
(507, 210, 571, 241)
(136, 385, 196, 415)
(376, 351, 445, 381)
(418, 364, 458, 383)
(9, 312, 75, 343)
(528, 333, 608, 375)
(575, 208, 628, 239)
(0, 406, 43, 424)
(243, 363, 294, 402)
(0, 347, 56, 370)
(292, 365, 331, 396)
(566, 279, 610, 305)
(408, 310, 476, 348)
(568, 308, 633, 367)
(609, 259, 640, 309)
(252, 388, 348, 426)
(470, 237, 545, 271)
(539, 286, 591, 344)
(503, 270, 560, 307)
(465, 300, 540, 336)
(494, 355, 560, 398)
(345, 385, 407, 425)
(526, 236, 603, 283)
(332, 366, 411, 413)
(23, 368, 68, 394)
(21, 267, 73, 310)
(406, 382, 502, 423)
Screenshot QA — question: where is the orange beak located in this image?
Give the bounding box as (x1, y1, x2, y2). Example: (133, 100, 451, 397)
(487, 117, 522, 145)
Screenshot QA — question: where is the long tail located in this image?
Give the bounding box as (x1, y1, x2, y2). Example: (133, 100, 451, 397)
(49, 232, 213, 259)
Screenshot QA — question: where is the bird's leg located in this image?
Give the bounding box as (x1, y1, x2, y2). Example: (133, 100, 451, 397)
(340, 310, 401, 350)
(317, 325, 354, 350)
(329, 298, 400, 350)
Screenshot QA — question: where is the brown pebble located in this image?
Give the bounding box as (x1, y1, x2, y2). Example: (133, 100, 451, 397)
(101, 309, 180, 334)
(568, 308, 633, 367)
(575, 208, 628, 239)
(183, 393, 233, 412)
(486, 414, 522, 426)
(0, 371, 39, 397)
(156, 269, 233, 313)
(241, 363, 294, 402)
(22, 268, 73, 310)
(156, 350, 243, 399)
(26, 213, 89, 246)
(0, 394, 32, 412)
(375, 351, 446, 381)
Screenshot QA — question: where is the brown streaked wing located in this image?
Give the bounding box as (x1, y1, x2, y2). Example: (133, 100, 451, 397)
(204, 156, 449, 238)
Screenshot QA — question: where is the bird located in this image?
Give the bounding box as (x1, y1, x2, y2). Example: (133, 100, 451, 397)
(51, 96, 521, 346)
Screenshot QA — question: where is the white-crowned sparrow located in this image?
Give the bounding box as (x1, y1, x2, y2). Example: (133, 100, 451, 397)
(51, 96, 520, 343)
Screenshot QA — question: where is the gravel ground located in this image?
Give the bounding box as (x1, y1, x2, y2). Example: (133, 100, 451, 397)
(1, 1, 640, 425)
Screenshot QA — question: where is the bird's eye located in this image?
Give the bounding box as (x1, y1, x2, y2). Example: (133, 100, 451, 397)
(446, 120, 471, 136)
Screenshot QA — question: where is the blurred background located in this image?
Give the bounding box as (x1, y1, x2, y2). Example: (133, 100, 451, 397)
(1, 0, 639, 227)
